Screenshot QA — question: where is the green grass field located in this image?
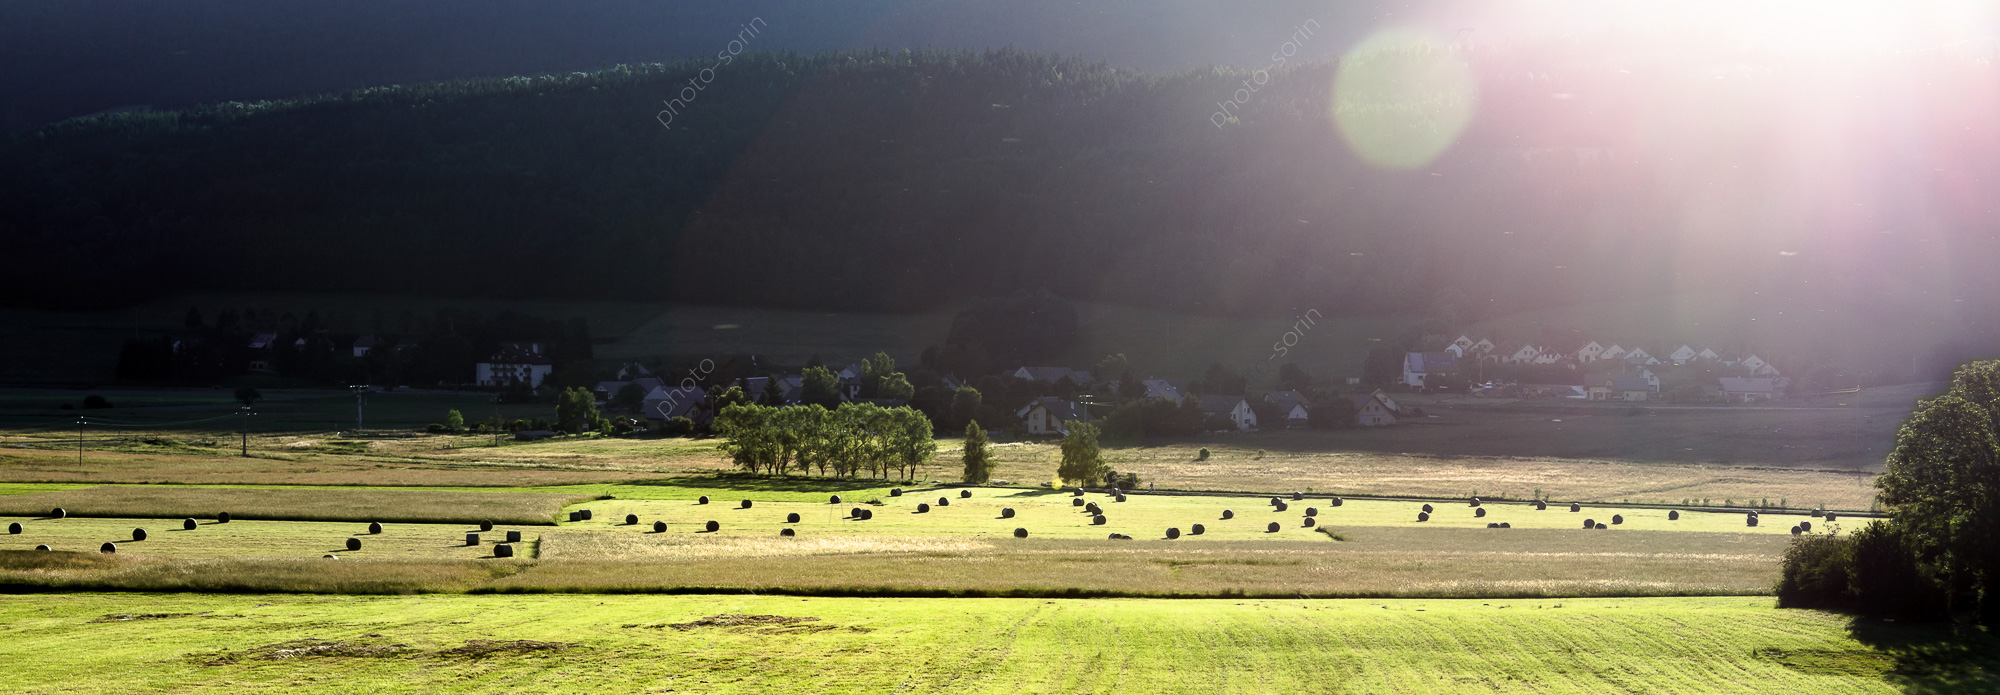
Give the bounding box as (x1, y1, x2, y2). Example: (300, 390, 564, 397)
(0, 593, 1989, 694)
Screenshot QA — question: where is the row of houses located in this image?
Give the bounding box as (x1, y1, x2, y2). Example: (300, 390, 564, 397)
(1018, 386, 1406, 436)
(1404, 335, 1781, 387)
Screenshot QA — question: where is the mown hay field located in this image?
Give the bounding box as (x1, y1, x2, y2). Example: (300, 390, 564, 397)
(0, 592, 1991, 694)
(0, 485, 593, 525)
(0, 516, 539, 559)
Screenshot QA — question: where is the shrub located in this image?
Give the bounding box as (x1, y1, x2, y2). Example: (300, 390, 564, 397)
(1196, 448, 1210, 460)
(1776, 534, 1854, 609)
(1849, 520, 1948, 619)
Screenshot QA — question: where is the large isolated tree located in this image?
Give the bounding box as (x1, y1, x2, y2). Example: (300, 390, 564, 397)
(1877, 360, 2000, 625)
(1056, 422, 1107, 486)
(554, 386, 601, 434)
(961, 421, 993, 484)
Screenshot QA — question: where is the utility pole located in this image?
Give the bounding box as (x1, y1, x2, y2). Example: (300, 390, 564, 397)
(349, 385, 370, 433)
(77, 418, 84, 468)
(239, 406, 254, 457)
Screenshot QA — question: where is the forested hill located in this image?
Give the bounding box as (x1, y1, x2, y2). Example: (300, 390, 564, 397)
(4, 45, 1997, 323)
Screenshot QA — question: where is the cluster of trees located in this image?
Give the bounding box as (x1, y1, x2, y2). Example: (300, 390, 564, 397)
(114, 305, 591, 389)
(712, 402, 937, 480)
(1778, 360, 2000, 626)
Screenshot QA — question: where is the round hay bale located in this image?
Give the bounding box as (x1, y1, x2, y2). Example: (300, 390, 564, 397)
(1092, 514, 1107, 525)
(1107, 533, 1124, 540)
(1073, 498, 1086, 507)
(51, 508, 66, 519)
(1487, 522, 1500, 528)
(1568, 503, 1580, 513)
(1417, 512, 1430, 522)
(369, 522, 383, 534)
(132, 528, 147, 542)
(1221, 510, 1235, 520)
(918, 503, 931, 513)
(1267, 521, 1282, 533)
(1469, 496, 1482, 507)
(567, 511, 581, 522)
(1824, 513, 1838, 522)
(740, 500, 753, 509)
(861, 509, 874, 520)
(1191, 524, 1205, 535)
(1302, 517, 1316, 527)
(1269, 497, 1282, 507)
(620, 514, 637, 526)
(36, 544, 51, 551)
(507, 530, 522, 543)
(1292, 492, 1303, 501)
(217, 512, 231, 523)
(652, 521, 666, 533)
(1166, 527, 1181, 539)
(1114, 495, 1127, 503)
(1595, 523, 1608, 530)
(1746, 515, 1759, 527)
(1421, 503, 1434, 513)
(705, 520, 720, 532)
(1001, 507, 1016, 519)
(1013, 527, 1028, 538)
(495, 543, 515, 558)
(697, 495, 710, 504)
(830, 495, 842, 504)
(1583, 518, 1597, 529)
(466, 533, 480, 546)
(479, 520, 494, 532)
(1085, 502, 1101, 514)
(1475, 508, 1487, 518)
(182, 518, 197, 531)
(1791, 525, 1803, 535)
(1800, 521, 1812, 532)
(1611, 514, 1623, 525)
(1499, 522, 1512, 528)
(1535, 501, 1548, 511)
(891, 488, 904, 497)
(850, 507, 864, 518)
(938, 497, 950, 507)
(786, 512, 801, 523)
(1330, 497, 1344, 507)
(1748, 509, 1760, 517)
(324, 554, 338, 559)
(580, 510, 592, 521)
(6, 522, 19, 534)
(960, 489, 972, 499)
(780, 528, 796, 537)
(1811, 508, 1825, 518)
(1668, 510, 1680, 521)
(346, 537, 361, 551)
(100, 542, 116, 553)
(1274, 501, 1288, 512)
(1072, 489, 1085, 497)
(1305, 507, 1319, 517)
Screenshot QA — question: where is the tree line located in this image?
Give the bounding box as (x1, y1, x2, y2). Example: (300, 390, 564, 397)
(712, 402, 937, 480)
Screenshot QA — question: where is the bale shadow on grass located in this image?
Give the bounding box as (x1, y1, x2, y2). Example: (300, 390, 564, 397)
(1843, 617, 2000, 694)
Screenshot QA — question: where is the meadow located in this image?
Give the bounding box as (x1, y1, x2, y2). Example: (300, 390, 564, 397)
(0, 593, 1990, 694)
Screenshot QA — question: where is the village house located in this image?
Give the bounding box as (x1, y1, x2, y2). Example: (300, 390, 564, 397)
(1011, 366, 1095, 385)
(1139, 378, 1185, 404)
(1623, 347, 1661, 365)
(1697, 347, 1720, 361)
(351, 335, 378, 358)
(1669, 345, 1698, 364)
(1264, 390, 1311, 429)
(1720, 377, 1785, 403)
(1598, 344, 1627, 361)
(1498, 343, 1541, 365)
(641, 385, 708, 422)
(1016, 396, 1094, 435)
(1401, 351, 1458, 387)
(1741, 355, 1780, 376)
(1574, 341, 1607, 363)
(475, 343, 554, 388)
(1350, 392, 1398, 426)
(1198, 395, 1258, 431)
(1587, 375, 1654, 401)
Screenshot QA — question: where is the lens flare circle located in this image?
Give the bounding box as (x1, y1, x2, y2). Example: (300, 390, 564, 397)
(1331, 27, 1478, 170)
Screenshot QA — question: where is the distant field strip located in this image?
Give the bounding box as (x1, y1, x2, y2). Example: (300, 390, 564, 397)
(0, 486, 593, 525)
(0, 593, 1988, 693)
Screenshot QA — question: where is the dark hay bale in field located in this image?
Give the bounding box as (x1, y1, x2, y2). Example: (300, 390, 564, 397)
(1417, 512, 1430, 522)
(52, 508, 66, 519)
(1499, 522, 1511, 528)
(579, 510, 592, 521)
(1421, 504, 1434, 513)
(1073, 498, 1086, 507)
(1269, 497, 1282, 507)
(480, 520, 494, 532)
(830, 495, 842, 504)
(1535, 501, 1547, 511)
(324, 554, 337, 559)
(1611, 514, 1623, 525)
(850, 507, 864, 518)
(494, 543, 515, 558)
(100, 542, 116, 553)
(938, 497, 950, 507)
(1746, 515, 1759, 527)
(369, 522, 383, 534)
(35, 544, 51, 551)
(960, 490, 972, 498)
(1305, 507, 1319, 517)
(217, 512, 231, 523)
(1072, 489, 1084, 497)
(1470, 497, 1482, 507)
(1014, 527, 1028, 538)
(346, 537, 361, 551)
(1221, 510, 1235, 520)
(1812, 508, 1825, 518)
(1302, 517, 1316, 527)
(1092, 514, 1107, 525)
(1791, 525, 1803, 535)
(567, 511, 581, 522)
(6, 522, 19, 534)
(1487, 522, 1500, 528)
(1001, 508, 1016, 518)
(917, 503, 931, 513)
(740, 500, 753, 509)
(507, 530, 522, 543)
(892, 488, 904, 497)
(1799, 521, 1812, 532)
(698, 496, 710, 505)
(131, 528, 147, 542)
(861, 509, 874, 520)
(1274, 501, 1288, 512)
(1668, 511, 1680, 521)
(1568, 503, 1580, 513)
(1292, 492, 1303, 501)
(653, 521, 667, 533)
(466, 533, 480, 546)
(1108, 533, 1128, 540)
(1475, 508, 1487, 518)
(1267, 521, 1282, 533)
(1330, 497, 1344, 506)
(1166, 527, 1181, 539)
(1595, 523, 1608, 530)
(780, 528, 796, 537)
(705, 520, 720, 532)
(1085, 502, 1101, 514)
(1115, 495, 1127, 503)
(1583, 518, 1596, 529)
(625, 514, 639, 526)
(182, 518, 196, 531)
(1191, 523, 1205, 535)
(786, 512, 801, 523)
(1824, 513, 1838, 522)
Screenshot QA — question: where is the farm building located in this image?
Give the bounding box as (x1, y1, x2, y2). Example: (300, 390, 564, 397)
(1016, 397, 1094, 435)
(475, 343, 554, 388)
